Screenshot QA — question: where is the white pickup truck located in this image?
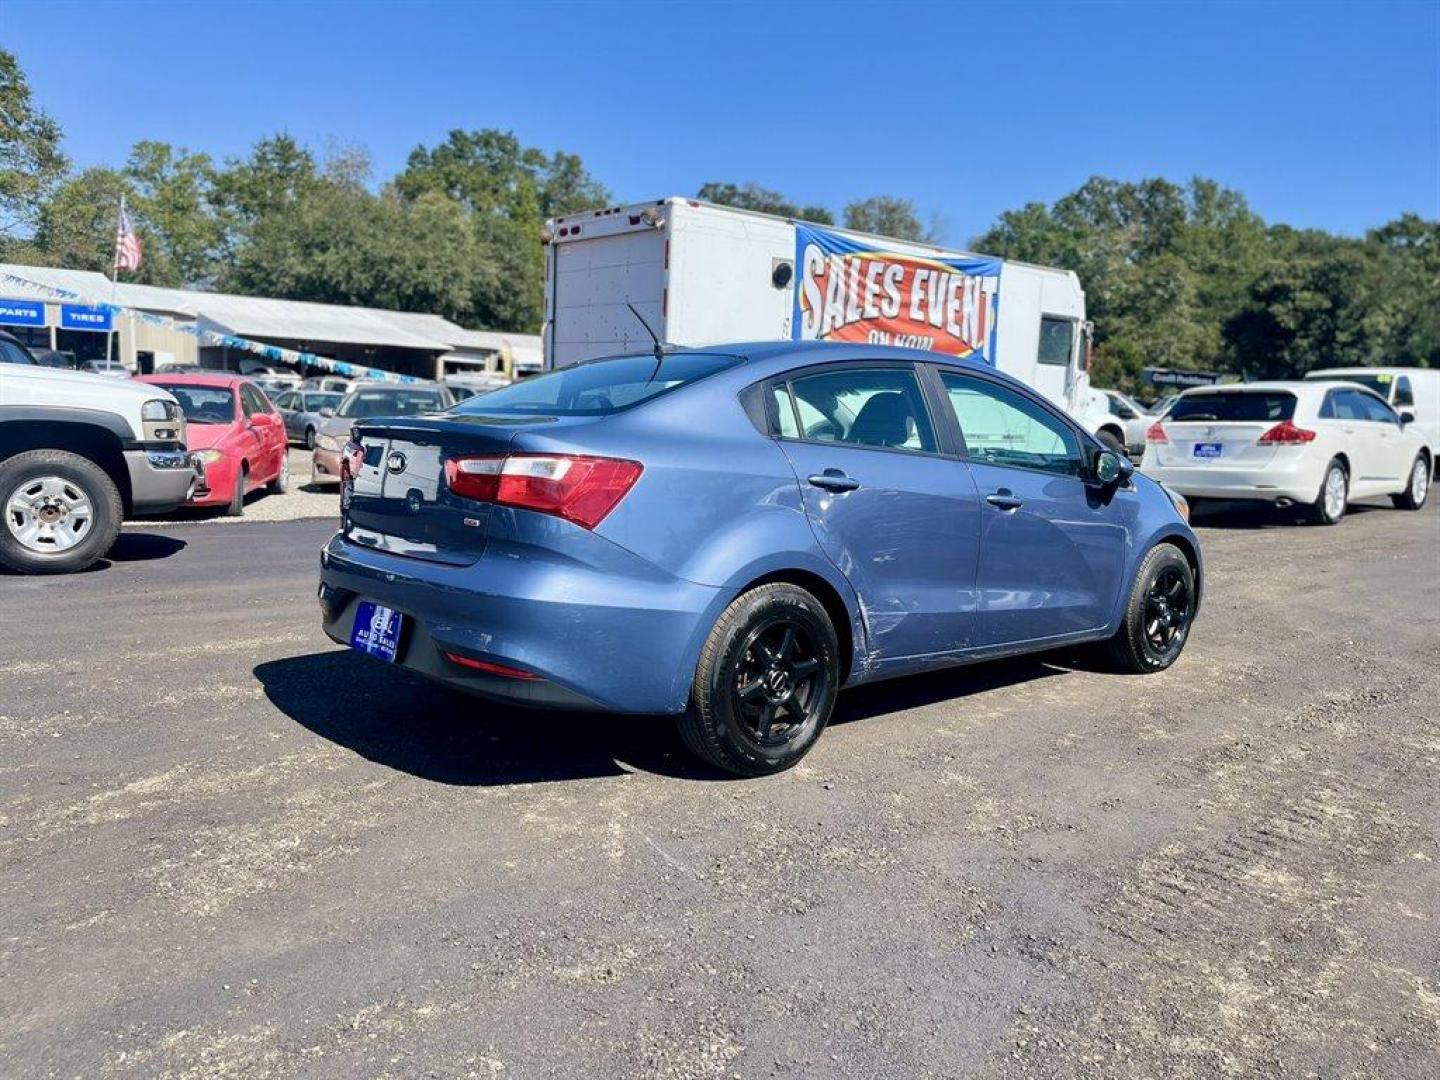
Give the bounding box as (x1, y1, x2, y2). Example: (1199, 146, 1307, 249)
(0, 330, 202, 574)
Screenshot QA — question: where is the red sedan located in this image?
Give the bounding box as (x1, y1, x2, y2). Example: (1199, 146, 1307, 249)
(137, 374, 290, 514)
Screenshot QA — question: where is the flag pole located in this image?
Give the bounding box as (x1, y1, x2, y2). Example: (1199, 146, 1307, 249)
(106, 193, 123, 366)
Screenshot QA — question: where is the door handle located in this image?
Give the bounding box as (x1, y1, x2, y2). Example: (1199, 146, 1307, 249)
(986, 490, 1024, 510)
(807, 470, 860, 493)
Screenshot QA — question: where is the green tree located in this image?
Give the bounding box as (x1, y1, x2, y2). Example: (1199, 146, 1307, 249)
(843, 195, 932, 241)
(395, 129, 608, 331)
(123, 141, 220, 286)
(31, 167, 132, 274)
(0, 49, 68, 248)
(696, 182, 834, 224)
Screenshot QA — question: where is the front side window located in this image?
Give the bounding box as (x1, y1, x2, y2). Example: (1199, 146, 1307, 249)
(1355, 391, 1399, 425)
(1395, 377, 1414, 408)
(941, 372, 1083, 477)
(782, 367, 937, 454)
(1037, 317, 1075, 367)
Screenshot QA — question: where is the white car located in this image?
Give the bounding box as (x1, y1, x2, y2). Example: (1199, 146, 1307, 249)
(1303, 367, 1439, 471)
(81, 359, 131, 379)
(1141, 381, 1432, 524)
(1094, 389, 1153, 455)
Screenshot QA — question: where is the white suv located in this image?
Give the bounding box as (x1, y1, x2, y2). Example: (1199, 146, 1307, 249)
(0, 331, 202, 573)
(1141, 381, 1432, 524)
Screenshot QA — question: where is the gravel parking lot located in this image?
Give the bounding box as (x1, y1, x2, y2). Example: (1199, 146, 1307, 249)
(2, 500, 1436, 1078)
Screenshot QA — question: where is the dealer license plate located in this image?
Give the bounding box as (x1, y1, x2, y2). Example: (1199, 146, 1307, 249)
(1193, 442, 1223, 459)
(350, 601, 404, 663)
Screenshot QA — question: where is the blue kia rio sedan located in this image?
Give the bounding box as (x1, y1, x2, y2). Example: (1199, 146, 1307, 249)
(318, 342, 1201, 776)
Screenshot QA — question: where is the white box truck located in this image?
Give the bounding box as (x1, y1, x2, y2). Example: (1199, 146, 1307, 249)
(543, 197, 1107, 428)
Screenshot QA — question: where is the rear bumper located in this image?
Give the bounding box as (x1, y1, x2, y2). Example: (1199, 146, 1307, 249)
(124, 448, 203, 513)
(1141, 460, 1324, 504)
(317, 531, 729, 714)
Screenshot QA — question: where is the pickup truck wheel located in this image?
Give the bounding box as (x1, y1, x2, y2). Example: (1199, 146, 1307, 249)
(678, 583, 839, 777)
(0, 449, 123, 574)
(226, 464, 248, 516)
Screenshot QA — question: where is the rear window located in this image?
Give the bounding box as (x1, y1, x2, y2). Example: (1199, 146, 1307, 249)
(451, 352, 739, 417)
(1167, 392, 1295, 423)
(337, 389, 448, 418)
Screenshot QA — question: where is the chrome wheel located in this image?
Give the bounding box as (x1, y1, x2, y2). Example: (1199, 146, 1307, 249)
(1143, 565, 1193, 659)
(732, 618, 828, 748)
(5, 475, 95, 553)
(1412, 458, 1429, 505)
(1323, 466, 1347, 520)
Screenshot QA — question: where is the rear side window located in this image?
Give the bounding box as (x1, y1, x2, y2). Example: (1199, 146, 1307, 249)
(453, 352, 739, 417)
(780, 367, 937, 454)
(1168, 392, 1295, 423)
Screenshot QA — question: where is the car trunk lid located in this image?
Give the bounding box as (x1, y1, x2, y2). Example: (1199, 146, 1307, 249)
(344, 414, 553, 564)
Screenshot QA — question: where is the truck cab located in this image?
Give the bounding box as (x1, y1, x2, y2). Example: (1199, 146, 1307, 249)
(0, 330, 201, 573)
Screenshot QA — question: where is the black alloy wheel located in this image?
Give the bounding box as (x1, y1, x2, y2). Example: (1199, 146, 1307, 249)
(1142, 565, 1192, 660)
(732, 618, 828, 747)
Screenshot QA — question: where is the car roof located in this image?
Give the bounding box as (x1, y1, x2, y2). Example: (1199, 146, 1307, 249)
(137, 373, 247, 389)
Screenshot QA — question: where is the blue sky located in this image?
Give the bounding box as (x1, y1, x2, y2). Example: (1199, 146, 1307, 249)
(4, 0, 1437, 246)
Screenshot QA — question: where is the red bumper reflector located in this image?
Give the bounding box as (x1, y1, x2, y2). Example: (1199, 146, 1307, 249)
(443, 652, 543, 680)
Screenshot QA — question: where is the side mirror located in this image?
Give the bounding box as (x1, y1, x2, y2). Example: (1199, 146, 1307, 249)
(1399, 410, 1415, 426)
(319, 407, 335, 418)
(1094, 448, 1134, 486)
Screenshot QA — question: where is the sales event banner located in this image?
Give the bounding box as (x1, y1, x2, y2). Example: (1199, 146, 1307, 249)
(792, 225, 1001, 363)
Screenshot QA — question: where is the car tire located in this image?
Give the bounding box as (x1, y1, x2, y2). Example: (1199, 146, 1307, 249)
(226, 463, 248, 517)
(304, 427, 316, 451)
(1391, 453, 1431, 510)
(0, 449, 123, 575)
(1308, 457, 1348, 525)
(268, 451, 291, 495)
(1102, 542, 1196, 674)
(678, 583, 840, 777)
(1098, 428, 1127, 456)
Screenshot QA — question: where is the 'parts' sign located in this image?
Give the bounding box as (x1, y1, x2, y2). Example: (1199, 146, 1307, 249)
(792, 225, 1000, 362)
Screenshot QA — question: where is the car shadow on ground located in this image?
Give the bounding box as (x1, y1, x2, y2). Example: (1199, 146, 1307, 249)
(0, 530, 186, 575)
(256, 648, 1073, 786)
(1188, 499, 1389, 530)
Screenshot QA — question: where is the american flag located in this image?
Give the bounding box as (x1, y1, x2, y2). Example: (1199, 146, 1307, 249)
(115, 200, 142, 272)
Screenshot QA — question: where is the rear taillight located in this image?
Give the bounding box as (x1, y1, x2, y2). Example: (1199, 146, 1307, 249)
(1145, 421, 1169, 444)
(1257, 420, 1316, 445)
(443, 453, 643, 529)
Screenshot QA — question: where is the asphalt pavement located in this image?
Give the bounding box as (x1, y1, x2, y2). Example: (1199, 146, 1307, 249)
(2, 499, 1437, 1078)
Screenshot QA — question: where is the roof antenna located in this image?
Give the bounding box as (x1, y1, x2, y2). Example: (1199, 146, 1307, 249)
(626, 301, 670, 382)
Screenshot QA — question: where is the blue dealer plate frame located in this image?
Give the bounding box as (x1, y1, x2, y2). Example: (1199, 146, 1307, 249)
(349, 601, 404, 663)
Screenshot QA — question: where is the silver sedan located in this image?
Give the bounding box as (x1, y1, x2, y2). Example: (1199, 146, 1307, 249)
(272, 390, 344, 449)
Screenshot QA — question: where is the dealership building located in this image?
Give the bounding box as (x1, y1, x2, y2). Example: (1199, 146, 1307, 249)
(0, 264, 541, 381)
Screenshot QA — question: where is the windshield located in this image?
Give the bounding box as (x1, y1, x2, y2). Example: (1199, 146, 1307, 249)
(1309, 372, 1391, 397)
(337, 388, 447, 418)
(1167, 391, 1296, 423)
(451, 352, 740, 417)
(152, 384, 236, 424)
(306, 392, 343, 411)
